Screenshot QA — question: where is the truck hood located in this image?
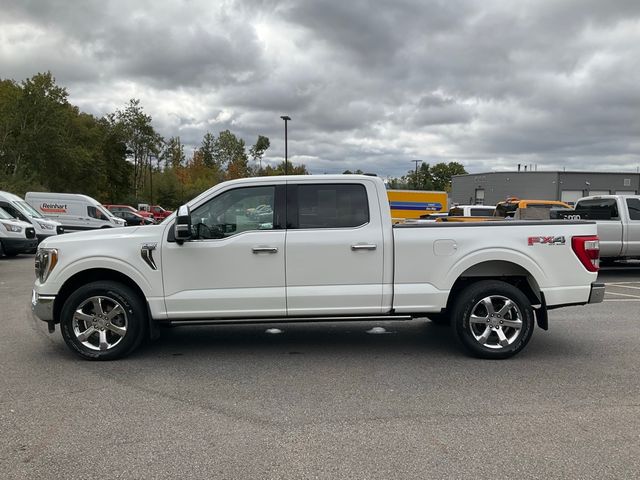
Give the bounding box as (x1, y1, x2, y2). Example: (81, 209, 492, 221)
(39, 224, 165, 249)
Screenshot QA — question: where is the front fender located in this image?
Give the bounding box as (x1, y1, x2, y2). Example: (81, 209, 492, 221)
(49, 256, 156, 298)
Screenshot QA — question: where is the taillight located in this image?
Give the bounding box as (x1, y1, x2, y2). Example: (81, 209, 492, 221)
(571, 235, 600, 272)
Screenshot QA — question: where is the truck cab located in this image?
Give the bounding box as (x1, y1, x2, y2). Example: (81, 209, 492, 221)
(573, 195, 640, 261)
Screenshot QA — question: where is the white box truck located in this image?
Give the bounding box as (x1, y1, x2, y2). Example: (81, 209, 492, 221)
(25, 192, 125, 231)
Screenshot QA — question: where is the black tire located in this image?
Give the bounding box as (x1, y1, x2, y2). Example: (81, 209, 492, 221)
(60, 281, 147, 360)
(4, 251, 19, 257)
(426, 312, 449, 325)
(452, 280, 534, 359)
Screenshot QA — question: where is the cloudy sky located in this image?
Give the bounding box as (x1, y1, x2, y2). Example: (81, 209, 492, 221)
(1, 0, 639, 177)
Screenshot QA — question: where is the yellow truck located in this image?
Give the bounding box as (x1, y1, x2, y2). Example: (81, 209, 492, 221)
(387, 189, 448, 221)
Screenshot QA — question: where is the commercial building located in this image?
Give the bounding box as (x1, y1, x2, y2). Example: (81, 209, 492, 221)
(451, 171, 640, 206)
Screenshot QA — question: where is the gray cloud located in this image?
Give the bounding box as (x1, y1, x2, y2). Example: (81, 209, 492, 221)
(1, 0, 639, 177)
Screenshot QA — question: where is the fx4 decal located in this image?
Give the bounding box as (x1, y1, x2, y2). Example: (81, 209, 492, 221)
(528, 236, 566, 246)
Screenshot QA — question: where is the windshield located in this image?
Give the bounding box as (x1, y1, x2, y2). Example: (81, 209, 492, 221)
(0, 207, 15, 220)
(98, 205, 117, 219)
(16, 200, 44, 218)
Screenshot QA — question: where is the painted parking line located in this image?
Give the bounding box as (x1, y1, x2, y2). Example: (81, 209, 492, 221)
(605, 291, 640, 298)
(603, 282, 640, 301)
(606, 284, 640, 290)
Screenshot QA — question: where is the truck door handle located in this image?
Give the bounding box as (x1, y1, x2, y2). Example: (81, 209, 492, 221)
(351, 244, 377, 251)
(252, 246, 278, 254)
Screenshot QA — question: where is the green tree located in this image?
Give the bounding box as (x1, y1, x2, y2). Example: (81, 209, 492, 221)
(249, 135, 270, 171)
(113, 99, 163, 197)
(199, 132, 218, 169)
(8, 72, 69, 182)
(430, 161, 467, 191)
(261, 161, 309, 176)
(390, 163, 434, 190)
(163, 136, 185, 169)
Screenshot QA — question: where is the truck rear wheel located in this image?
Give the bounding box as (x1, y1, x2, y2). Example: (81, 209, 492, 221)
(452, 280, 534, 359)
(60, 281, 147, 360)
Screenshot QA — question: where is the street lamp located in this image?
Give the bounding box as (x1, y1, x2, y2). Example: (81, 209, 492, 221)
(280, 115, 291, 175)
(411, 160, 422, 189)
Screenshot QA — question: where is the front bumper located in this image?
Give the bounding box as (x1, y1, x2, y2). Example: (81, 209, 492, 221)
(1, 237, 38, 254)
(31, 289, 56, 322)
(588, 282, 605, 304)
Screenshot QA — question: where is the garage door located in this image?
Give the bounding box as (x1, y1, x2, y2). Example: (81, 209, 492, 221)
(561, 190, 583, 205)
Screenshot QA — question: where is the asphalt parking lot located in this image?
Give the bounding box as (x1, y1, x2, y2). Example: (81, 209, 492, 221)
(1, 256, 639, 479)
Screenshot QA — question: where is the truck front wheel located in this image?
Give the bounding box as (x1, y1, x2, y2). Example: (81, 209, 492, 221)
(452, 280, 534, 359)
(60, 281, 147, 360)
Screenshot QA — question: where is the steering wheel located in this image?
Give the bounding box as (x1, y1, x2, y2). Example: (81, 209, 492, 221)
(193, 223, 225, 239)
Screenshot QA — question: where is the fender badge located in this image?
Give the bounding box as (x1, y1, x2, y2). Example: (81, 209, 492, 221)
(528, 236, 566, 246)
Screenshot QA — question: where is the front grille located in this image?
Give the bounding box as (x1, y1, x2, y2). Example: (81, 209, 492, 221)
(56, 226, 64, 235)
(26, 227, 36, 239)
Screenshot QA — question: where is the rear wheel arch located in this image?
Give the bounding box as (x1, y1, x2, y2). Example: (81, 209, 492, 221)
(447, 260, 542, 310)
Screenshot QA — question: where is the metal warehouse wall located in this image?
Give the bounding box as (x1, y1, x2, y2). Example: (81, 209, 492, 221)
(452, 171, 640, 205)
(451, 172, 557, 205)
(558, 172, 639, 196)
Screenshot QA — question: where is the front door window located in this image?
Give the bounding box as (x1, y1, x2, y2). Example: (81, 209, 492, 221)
(190, 186, 276, 239)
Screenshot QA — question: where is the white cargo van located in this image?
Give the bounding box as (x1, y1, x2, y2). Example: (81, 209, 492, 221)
(0, 206, 38, 257)
(0, 191, 62, 243)
(25, 192, 126, 231)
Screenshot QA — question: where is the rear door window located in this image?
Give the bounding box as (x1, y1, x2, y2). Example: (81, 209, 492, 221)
(295, 184, 369, 229)
(575, 199, 619, 220)
(626, 198, 640, 220)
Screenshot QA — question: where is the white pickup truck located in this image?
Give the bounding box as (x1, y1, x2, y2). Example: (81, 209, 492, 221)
(32, 175, 604, 360)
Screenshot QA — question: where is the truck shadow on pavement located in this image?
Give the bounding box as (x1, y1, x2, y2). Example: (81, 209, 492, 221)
(142, 320, 462, 359)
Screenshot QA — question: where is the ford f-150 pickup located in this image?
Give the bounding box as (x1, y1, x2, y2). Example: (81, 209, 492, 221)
(31, 175, 605, 360)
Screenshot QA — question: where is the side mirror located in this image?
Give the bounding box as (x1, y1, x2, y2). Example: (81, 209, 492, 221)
(174, 205, 192, 243)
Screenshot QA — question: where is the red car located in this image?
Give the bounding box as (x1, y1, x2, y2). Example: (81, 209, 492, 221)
(104, 205, 155, 222)
(139, 204, 173, 221)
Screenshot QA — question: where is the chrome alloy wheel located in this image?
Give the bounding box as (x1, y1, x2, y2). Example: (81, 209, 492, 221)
(72, 296, 128, 351)
(468, 295, 523, 349)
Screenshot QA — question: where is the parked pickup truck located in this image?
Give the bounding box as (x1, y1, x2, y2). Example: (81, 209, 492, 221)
(31, 175, 604, 360)
(562, 195, 640, 262)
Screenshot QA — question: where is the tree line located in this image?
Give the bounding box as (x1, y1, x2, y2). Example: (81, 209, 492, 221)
(1, 72, 466, 209)
(345, 161, 467, 191)
(0, 72, 308, 208)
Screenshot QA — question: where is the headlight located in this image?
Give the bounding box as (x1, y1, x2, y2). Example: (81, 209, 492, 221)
(35, 248, 58, 283)
(1, 222, 22, 233)
(37, 222, 55, 230)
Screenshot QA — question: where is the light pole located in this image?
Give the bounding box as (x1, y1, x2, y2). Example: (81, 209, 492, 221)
(411, 160, 422, 189)
(280, 115, 291, 175)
